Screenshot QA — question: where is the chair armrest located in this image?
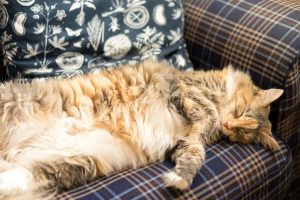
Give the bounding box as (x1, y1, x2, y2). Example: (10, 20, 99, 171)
(183, 0, 300, 142)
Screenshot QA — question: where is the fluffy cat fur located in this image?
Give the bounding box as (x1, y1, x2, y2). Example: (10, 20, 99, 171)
(0, 60, 283, 199)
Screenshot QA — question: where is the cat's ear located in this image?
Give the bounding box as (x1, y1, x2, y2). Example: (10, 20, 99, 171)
(255, 89, 284, 106)
(258, 128, 280, 150)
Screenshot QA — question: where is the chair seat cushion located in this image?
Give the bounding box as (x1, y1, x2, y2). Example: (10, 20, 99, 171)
(56, 134, 291, 200)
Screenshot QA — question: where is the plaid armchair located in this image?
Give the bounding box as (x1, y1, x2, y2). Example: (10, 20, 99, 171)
(56, 0, 300, 199)
(1, 0, 299, 199)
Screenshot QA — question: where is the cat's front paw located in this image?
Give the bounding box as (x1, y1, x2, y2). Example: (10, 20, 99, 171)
(162, 171, 190, 190)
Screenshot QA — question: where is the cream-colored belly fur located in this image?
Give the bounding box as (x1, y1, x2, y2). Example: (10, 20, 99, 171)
(0, 108, 188, 198)
(1, 96, 188, 178)
(134, 99, 190, 162)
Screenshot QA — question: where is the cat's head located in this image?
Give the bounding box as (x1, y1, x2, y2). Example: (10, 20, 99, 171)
(221, 67, 283, 150)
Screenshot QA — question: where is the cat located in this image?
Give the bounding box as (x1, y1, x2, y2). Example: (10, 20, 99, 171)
(0, 60, 283, 199)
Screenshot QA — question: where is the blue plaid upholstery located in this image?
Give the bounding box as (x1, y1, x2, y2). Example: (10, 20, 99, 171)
(183, 0, 300, 199)
(57, 135, 291, 200)
(0, 0, 298, 199)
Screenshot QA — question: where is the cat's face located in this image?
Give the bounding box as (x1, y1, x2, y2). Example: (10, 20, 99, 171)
(221, 72, 283, 150)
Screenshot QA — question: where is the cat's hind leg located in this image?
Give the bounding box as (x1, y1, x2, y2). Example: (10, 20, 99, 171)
(162, 139, 205, 190)
(31, 128, 140, 192)
(0, 116, 140, 198)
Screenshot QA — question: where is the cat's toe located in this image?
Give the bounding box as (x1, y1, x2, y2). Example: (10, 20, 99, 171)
(162, 171, 190, 190)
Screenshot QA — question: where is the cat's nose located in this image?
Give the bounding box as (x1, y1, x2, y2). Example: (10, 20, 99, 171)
(223, 122, 229, 129)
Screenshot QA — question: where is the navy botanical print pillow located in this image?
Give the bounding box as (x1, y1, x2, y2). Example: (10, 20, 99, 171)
(0, 0, 193, 79)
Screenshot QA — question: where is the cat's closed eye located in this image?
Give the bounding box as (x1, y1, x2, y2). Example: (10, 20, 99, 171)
(234, 106, 246, 118)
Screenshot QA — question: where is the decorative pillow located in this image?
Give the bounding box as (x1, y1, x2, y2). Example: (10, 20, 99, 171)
(0, 0, 193, 79)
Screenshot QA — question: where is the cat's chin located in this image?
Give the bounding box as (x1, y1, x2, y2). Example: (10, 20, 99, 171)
(219, 125, 231, 137)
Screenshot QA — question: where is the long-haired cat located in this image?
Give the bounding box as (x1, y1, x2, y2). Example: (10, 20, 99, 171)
(0, 60, 283, 199)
